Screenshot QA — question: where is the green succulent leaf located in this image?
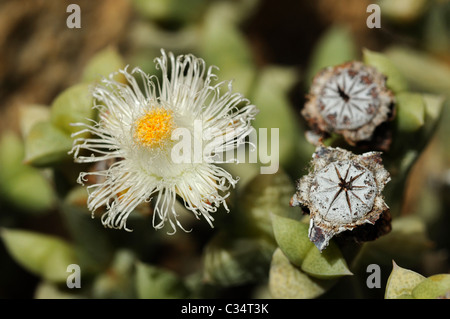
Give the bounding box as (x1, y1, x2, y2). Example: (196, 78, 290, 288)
(1, 229, 77, 283)
(385, 46, 450, 95)
(360, 216, 432, 267)
(24, 121, 73, 167)
(135, 261, 189, 299)
(251, 66, 310, 169)
(306, 25, 357, 85)
(412, 274, 450, 299)
(362, 48, 409, 94)
(50, 83, 95, 137)
(395, 92, 426, 133)
(0, 132, 55, 213)
(422, 94, 446, 139)
(132, 0, 206, 24)
(239, 170, 296, 239)
(60, 200, 113, 274)
(220, 161, 260, 191)
(269, 248, 335, 299)
(200, 1, 255, 96)
(7, 169, 55, 213)
(385, 261, 426, 299)
(271, 214, 313, 267)
(18, 104, 51, 139)
(203, 231, 275, 287)
(92, 250, 136, 299)
(82, 46, 126, 83)
(0, 132, 25, 179)
(378, 0, 428, 24)
(34, 281, 82, 299)
(301, 241, 353, 279)
(272, 213, 352, 279)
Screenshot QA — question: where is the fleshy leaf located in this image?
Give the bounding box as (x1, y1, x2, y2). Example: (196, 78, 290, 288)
(0, 132, 55, 213)
(50, 83, 95, 136)
(412, 274, 450, 299)
(395, 92, 426, 133)
(385, 261, 426, 299)
(360, 216, 432, 267)
(0, 132, 25, 179)
(305, 25, 357, 85)
(1, 229, 77, 283)
(271, 214, 313, 267)
(251, 66, 310, 169)
(18, 104, 51, 139)
(422, 94, 446, 139)
(301, 241, 353, 279)
(423, 2, 450, 54)
(220, 161, 260, 191)
(239, 170, 296, 239)
(92, 250, 136, 299)
(200, 1, 255, 96)
(60, 200, 113, 274)
(362, 48, 408, 93)
(24, 121, 73, 167)
(203, 231, 275, 287)
(7, 169, 55, 213)
(385, 46, 450, 94)
(378, 0, 428, 23)
(135, 261, 189, 299)
(82, 46, 126, 83)
(269, 248, 334, 299)
(34, 281, 81, 299)
(132, 0, 206, 24)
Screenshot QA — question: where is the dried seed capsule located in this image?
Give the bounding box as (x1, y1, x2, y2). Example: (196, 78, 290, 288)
(302, 61, 395, 146)
(290, 146, 391, 251)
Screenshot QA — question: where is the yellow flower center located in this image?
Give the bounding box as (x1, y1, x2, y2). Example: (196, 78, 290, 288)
(133, 108, 174, 148)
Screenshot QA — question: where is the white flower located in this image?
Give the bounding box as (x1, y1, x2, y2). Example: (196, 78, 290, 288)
(70, 50, 258, 233)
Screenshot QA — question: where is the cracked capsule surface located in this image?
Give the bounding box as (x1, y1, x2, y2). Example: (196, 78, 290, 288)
(318, 67, 379, 130)
(302, 61, 395, 146)
(310, 160, 377, 224)
(290, 146, 391, 251)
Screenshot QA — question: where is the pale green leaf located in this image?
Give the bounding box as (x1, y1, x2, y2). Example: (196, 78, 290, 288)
(239, 170, 296, 239)
(0, 132, 25, 180)
(301, 241, 353, 279)
(18, 104, 51, 139)
(34, 281, 82, 299)
(203, 232, 275, 287)
(132, 0, 206, 23)
(306, 25, 357, 85)
(92, 250, 136, 299)
(1, 229, 77, 283)
(385, 46, 450, 95)
(7, 169, 55, 213)
(82, 46, 126, 83)
(24, 121, 73, 167)
(362, 48, 408, 93)
(0, 132, 55, 212)
(271, 214, 313, 267)
(269, 248, 334, 299)
(251, 66, 309, 168)
(412, 274, 450, 299)
(385, 261, 426, 299)
(50, 83, 95, 136)
(200, 1, 255, 95)
(136, 261, 189, 299)
(395, 92, 426, 132)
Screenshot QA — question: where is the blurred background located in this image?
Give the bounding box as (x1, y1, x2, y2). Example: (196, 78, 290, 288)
(0, 0, 449, 299)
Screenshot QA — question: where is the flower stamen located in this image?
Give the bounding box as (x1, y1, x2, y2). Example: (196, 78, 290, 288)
(133, 108, 174, 148)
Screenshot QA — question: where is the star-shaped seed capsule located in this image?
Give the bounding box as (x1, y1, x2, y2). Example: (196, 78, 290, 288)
(302, 61, 395, 147)
(290, 146, 391, 251)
